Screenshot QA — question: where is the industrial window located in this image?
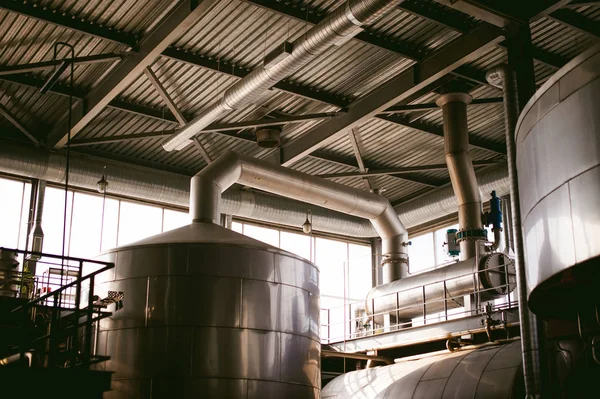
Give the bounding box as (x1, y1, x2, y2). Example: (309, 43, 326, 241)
(117, 201, 163, 246)
(280, 231, 311, 261)
(231, 220, 373, 315)
(163, 209, 189, 232)
(243, 223, 280, 247)
(41, 187, 73, 256)
(0, 177, 30, 255)
(69, 192, 104, 258)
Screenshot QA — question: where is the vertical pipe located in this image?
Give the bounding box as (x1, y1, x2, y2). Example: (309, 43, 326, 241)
(486, 64, 543, 399)
(437, 93, 484, 261)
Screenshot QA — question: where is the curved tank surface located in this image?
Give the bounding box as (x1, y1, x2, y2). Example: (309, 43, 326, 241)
(515, 45, 600, 319)
(322, 340, 524, 399)
(92, 222, 320, 398)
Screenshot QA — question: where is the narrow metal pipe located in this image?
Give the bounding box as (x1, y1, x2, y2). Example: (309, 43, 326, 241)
(190, 150, 408, 281)
(33, 180, 46, 226)
(28, 180, 46, 259)
(487, 64, 543, 399)
(437, 93, 483, 260)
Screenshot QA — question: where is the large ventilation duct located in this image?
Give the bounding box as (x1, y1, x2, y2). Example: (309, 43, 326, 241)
(162, 0, 404, 151)
(437, 92, 485, 260)
(486, 63, 543, 399)
(0, 140, 375, 237)
(191, 150, 409, 283)
(0, 140, 510, 236)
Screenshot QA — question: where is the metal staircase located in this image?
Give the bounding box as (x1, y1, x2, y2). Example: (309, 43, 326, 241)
(0, 247, 117, 398)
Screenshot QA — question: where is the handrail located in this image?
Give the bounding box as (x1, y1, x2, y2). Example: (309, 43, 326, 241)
(11, 264, 114, 312)
(1, 247, 115, 370)
(0, 247, 113, 267)
(320, 261, 516, 344)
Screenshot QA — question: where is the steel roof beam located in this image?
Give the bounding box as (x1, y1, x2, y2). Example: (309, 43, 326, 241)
(246, 0, 494, 86)
(0, 73, 190, 124)
(192, 137, 213, 164)
(144, 66, 188, 126)
(0, 103, 39, 145)
(279, 23, 505, 166)
(246, 0, 425, 61)
(317, 159, 498, 178)
(379, 114, 506, 154)
(433, 0, 526, 27)
(0, 0, 139, 47)
(347, 128, 373, 190)
(161, 47, 351, 107)
(163, 46, 503, 155)
(46, 0, 219, 149)
(562, 1, 600, 7)
(68, 112, 342, 146)
(399, 0, 569, 70)
(548, 9, 600, 39)
(381, 97, 503, 113)
(0, 53, 125, 76)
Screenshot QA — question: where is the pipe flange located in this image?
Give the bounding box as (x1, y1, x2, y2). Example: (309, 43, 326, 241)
(436, 92, 473, 107)
(479, 253, 516, 295)
(381, 257, 408, 266)
(455, 228, 487, 243)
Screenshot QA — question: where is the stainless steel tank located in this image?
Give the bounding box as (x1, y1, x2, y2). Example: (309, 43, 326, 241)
(366, 253, 515, 324)
(515, 45, 600, 319)
(322, 340, 524, 399)
(92, 222, 320, 398)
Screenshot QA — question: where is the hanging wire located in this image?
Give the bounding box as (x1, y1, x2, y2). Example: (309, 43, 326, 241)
(98, 166, 108, 252)
(47, 42, 75, 303)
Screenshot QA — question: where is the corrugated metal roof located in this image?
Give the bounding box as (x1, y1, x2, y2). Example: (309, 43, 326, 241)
(0, 0, 597, 211)
(37, 0, 178, 36)
(532, 16, 598, 61)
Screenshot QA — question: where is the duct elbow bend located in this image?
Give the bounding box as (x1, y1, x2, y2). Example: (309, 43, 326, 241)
(190, 150, 242, 223)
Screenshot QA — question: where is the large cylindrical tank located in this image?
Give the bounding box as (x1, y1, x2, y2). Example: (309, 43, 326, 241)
(322, 340, 524, 398)
(92, 222, 320, 398)
(515, 45, 600, 319)
(366, 253, 515, 324)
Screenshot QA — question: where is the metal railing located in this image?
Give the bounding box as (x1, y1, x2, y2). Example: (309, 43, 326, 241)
(1, 247, 114, 369)
(321, 261, 517, 344)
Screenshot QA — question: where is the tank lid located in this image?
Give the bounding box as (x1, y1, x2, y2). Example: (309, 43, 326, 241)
(109, 222, 281, 252)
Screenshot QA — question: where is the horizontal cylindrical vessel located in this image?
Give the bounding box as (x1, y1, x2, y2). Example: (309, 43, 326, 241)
(322, 340, 525, 398)
(92, 222, 320, 398)
(515, 45, 600, 319)
(366, 253, 514, 324)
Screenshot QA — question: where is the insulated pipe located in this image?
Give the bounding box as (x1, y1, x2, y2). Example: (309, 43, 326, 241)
(486, 64, 542, 399)
(436, 93, 484, 260)
(0, 140, 375, 238)
(0, 140, 511, 237)
(365, 254, 512, 324)
(162, 0, 404, 151)
(190, 150, 408, 281)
